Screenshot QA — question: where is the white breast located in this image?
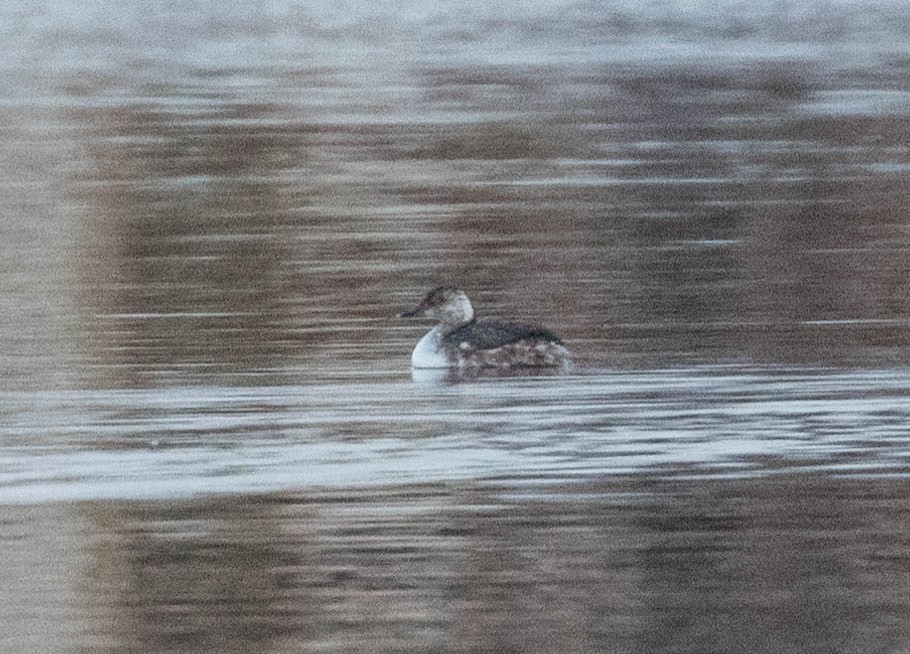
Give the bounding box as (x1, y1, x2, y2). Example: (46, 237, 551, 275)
(411, 327, 449, 368)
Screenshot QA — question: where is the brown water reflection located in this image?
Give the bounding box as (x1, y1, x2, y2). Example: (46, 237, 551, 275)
(3, 5, 910, 388)
(5, 2, 910, 652)
(4, 477, 910, 653)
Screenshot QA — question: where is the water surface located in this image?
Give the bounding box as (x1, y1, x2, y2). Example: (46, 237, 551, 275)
(4, 1, 910, 652)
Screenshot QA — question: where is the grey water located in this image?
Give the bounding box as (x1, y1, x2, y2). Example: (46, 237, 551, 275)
(4, 1, 910, 652)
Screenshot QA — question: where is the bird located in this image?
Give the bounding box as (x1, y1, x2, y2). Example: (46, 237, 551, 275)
(399, 286, 571, 369)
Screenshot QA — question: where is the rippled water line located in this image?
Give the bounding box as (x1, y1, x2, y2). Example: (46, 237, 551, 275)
(0, 438, 517, 504)
(1, 367, 909, 504)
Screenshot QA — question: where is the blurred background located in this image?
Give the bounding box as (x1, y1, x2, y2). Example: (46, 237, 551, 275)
(4, 1, 910, 652)
(4, 0, 910, 390)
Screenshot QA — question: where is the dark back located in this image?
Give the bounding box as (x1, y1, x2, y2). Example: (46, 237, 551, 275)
(442, 319, 562, 350)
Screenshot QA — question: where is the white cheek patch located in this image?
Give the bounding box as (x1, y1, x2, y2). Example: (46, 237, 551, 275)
(443, 295, 474, 323)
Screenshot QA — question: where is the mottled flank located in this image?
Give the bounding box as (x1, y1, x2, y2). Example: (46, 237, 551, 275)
(452, 337, 572, 369)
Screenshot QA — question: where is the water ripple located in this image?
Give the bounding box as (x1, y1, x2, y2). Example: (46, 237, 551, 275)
(2, 367, 909, 503)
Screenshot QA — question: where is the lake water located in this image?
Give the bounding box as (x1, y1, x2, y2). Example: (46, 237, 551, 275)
(4, 1, 910, 652)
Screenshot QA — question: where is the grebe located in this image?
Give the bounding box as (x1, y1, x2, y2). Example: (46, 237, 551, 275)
(399, 287, 571, 369)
